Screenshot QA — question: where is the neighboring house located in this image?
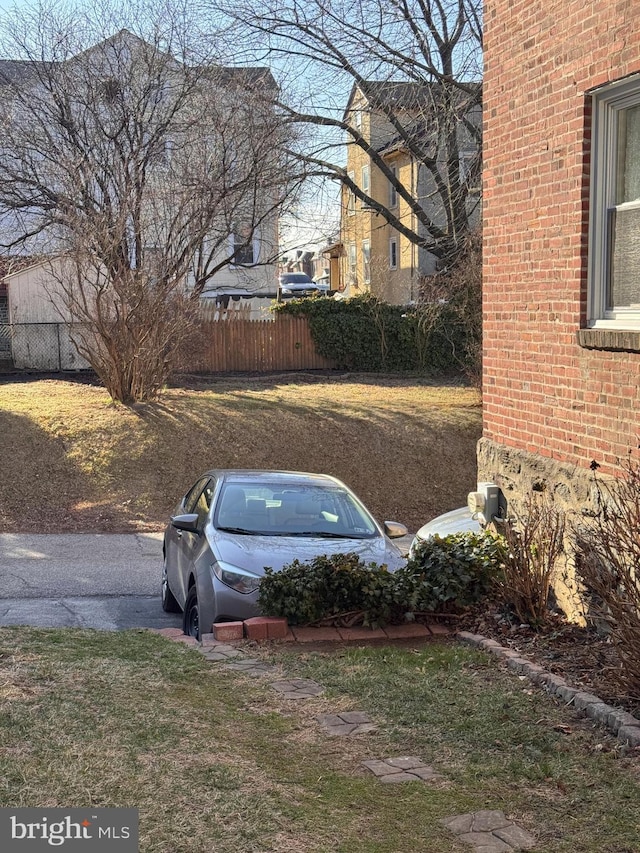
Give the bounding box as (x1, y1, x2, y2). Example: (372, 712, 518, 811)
(339, 81, 480, 305)
(309, 249, 329, 284)
(279, 248, 329, 284)
(4, 259, 90, 369)
(280, 250, 314, 279)
(322, 241, 343, 292)
(0, 29, 281, 362)
(480, 0, 640, 615)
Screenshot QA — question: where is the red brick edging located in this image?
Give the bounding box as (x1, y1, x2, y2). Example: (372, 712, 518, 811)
(207, 617, 452, 643)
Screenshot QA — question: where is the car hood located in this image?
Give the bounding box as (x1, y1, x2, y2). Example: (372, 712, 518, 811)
(209, 529, 406, 574)
(413, 506, 479, 541)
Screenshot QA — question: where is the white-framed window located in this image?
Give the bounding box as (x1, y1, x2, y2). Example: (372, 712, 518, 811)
(231, 228, 258, 266)
(589, 73, 640, 328)
(388, 166, 398, 208)
(362, 240, 371, 283)
(354, 109, 362, 130)
(361, 164, 370, 194)
(389, 237, 398, 270)
(348, 242, 357, 282)
(347, 170, 355, 216)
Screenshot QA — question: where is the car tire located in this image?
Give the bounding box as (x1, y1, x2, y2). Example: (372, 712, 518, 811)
(161, 556, 181, 613)
(183, 585, 200, 639)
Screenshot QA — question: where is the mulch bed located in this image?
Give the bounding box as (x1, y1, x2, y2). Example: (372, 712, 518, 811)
(455, 604, 640, 717)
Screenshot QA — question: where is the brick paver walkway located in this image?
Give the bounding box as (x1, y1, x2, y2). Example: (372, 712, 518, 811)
(270, 677, 325, 699)
(317, 711, 377, 736)
(362, 756, 443, 783)
(224, 659, 278, 676)
(441, 810, 537, 851)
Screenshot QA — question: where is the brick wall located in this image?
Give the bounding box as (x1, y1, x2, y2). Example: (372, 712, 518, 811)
(483, 0, 640, 481)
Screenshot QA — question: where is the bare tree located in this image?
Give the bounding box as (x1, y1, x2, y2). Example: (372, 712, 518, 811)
(216, 0, 482, 268)
(415, 228, 482, 385)
(0, 0, 299, 402)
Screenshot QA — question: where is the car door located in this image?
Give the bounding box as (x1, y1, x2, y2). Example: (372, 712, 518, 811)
(172, 477, 212, 605)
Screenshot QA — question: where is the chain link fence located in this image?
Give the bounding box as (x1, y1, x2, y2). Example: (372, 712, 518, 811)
(0, 323, 90, 370)
(0, 322, 11, 358)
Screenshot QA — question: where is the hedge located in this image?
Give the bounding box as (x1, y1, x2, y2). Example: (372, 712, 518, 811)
(258, 532, 505, 627)
(274, 293, 466, 374)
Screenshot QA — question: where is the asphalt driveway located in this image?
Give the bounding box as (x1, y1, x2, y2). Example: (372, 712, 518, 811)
(0, 531, 412, 632)
(0, 532, 182, 631)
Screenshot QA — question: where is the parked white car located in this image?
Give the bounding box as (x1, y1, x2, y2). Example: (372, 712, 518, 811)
(278, 272, 324, 300)
(409, 506, 480, 558)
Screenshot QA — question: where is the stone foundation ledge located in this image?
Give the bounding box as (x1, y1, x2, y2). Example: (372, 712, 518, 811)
(457, 631, 640, 749)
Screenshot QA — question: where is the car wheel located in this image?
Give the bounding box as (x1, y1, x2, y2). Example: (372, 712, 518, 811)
(161, 556, 181, 613)
(183, 586, 200, 639)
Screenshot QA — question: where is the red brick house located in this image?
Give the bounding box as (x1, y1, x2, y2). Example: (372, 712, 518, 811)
(480, 0, 640, 611)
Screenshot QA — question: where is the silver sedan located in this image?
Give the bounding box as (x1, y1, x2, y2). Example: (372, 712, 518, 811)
(162, 470, 408, 638)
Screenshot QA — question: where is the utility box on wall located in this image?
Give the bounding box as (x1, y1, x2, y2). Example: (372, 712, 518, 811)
(467, 482, 503, 526)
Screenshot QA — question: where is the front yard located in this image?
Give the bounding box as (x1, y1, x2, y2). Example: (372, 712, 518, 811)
(2, 373, 638, 851)
(1, 627, 638, 852)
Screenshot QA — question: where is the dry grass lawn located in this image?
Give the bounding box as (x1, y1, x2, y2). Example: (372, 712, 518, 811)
(1, 628, 639, 853)
(0, 372, 481, 533)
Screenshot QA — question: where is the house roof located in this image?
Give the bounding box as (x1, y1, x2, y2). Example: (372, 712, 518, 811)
(344, 80, 443, 121)
(214, 66, 276, 89)
(359, 81, 440, 111)
(0, 60, 48, 86)
(344, 78, 481, 158)
(344, 79, 481, 120)
(2, 256, 56, 281)
(0, 30, 276, 91)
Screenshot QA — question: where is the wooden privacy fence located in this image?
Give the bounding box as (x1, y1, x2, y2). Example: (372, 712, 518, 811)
(179, 314, 336, 373)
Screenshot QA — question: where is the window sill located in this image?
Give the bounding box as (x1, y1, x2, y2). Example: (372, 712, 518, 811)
(577, 328, 640, 352)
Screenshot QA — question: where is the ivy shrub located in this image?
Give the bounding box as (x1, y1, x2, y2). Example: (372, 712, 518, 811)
(274, 293, 464, 374)
(258, 534, 505, 627)
(258, 552, 398, 627)
(396, 532, 505, 613)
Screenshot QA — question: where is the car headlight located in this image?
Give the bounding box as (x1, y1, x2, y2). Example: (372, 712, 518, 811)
(212, 561, 261, 594)
(280, 286, 292, 295)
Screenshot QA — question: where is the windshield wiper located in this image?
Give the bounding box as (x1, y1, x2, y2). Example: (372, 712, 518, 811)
(217, 527, 371, 539)
(285, 531, 368, 539)
(216, 526, 254, 535)
(217, 527, 291, 537)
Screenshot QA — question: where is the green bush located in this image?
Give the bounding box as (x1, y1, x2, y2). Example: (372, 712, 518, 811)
(274, 293, 464, 374)
(258, 534, 504, 627)
(395, 531, 505, 613)
(258, 552, 397, 627)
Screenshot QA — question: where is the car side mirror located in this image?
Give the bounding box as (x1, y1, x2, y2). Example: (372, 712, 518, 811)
(170, 513, 200, 533)
(384, 521, 408, 539)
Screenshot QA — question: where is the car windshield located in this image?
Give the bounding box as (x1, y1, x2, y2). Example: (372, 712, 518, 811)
(281, 274, 313, 284)
(214, 482, 378, 538)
